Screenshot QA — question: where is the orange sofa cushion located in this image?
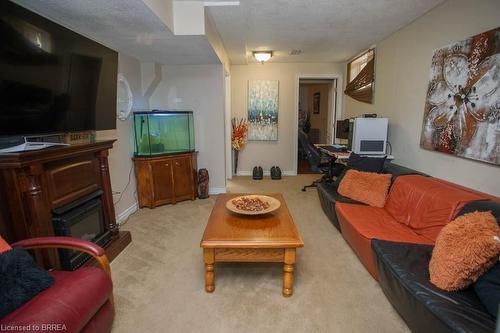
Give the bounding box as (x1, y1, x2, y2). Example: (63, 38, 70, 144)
(0, 236, 11, 253)
(336, 203, 434, 279)
(337, 170, 392, 207)
(385, 175, 490, 242)
(429, 211, 500, 291)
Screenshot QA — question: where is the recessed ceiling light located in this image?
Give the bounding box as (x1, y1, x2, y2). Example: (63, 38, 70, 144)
(253, 51, 273, 63)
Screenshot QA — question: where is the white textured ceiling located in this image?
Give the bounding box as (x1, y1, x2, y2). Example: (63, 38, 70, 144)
(12, 0, 221, 65)
(11, 0, 445, 65)
(207, 0, 446, 64)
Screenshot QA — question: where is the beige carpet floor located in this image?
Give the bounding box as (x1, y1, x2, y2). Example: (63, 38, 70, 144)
(110, 175, 409, 333)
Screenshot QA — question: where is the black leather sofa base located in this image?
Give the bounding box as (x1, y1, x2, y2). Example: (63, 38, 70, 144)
(317, 181, 363, 231)
(372, 240, 496, 333)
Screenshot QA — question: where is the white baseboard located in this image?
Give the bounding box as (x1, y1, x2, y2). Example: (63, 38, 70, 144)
(116, 202, 138, 225)
(236, 170, 296, 176)
(209, 187, 227, 195)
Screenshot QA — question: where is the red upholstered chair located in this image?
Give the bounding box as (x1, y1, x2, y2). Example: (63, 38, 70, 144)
(0, 237, 115, 333)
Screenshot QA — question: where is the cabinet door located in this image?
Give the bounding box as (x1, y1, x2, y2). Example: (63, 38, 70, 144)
(172, 156, 194, 198)
(151, 160, 174, 205)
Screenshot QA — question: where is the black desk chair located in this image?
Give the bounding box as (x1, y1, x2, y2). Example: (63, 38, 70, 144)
(298, 129, 334, 191)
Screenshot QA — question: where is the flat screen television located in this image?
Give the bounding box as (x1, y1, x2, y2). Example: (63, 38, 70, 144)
(0, 1, 118, 138)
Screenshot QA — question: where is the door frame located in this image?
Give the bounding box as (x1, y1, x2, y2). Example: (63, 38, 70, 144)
(224, 70, 232, 180)
(293, 73, 343, 175)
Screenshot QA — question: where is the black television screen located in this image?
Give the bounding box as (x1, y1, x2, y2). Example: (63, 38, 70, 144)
(0, 1, 118, 136)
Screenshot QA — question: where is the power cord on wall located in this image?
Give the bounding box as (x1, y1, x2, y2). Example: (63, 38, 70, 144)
(113, 164, 134, 206)
(113, 164, 139, 227)
(386, 141, 393, 155)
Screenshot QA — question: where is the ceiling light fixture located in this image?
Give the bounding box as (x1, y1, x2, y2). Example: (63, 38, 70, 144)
(203, 1, 240, 7)
(253, 51, 273, 64)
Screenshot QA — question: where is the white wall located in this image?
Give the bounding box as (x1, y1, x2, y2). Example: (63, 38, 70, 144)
(344, 0, 500, 196)
(144, 63, 227, 192)
(97, 53, 148, 222)
(231, 63, 344, 175)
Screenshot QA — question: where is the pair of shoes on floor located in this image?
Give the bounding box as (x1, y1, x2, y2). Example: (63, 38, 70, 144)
(252, 166, 263, 180)
(270, 166, 282, 180)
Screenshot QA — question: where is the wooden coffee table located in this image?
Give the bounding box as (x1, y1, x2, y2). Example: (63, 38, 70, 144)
(200, 193, 304, 297)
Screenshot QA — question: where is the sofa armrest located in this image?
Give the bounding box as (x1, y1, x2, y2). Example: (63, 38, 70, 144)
(12, 237, 111, 276)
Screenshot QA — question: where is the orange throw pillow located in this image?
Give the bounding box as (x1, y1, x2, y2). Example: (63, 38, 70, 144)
(337, 169, 392, 207)
(429, 211, 500, 291)
(0, 235, 12, 253)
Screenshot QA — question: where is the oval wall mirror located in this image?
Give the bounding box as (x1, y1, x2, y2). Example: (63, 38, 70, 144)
(117, 73, 133, 121)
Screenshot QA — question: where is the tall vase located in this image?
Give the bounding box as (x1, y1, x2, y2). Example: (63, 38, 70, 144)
(234, 149, 239, 175)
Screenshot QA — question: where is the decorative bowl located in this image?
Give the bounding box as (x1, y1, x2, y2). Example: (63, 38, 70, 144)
(226, 195, 281, 215)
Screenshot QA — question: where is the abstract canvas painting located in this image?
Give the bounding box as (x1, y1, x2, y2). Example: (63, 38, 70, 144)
(420, 27, 499, 165)
(248, 80, 279, 141)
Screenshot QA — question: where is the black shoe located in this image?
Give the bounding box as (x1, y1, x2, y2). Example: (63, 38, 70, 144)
(252, 166, 259, 179)
(271, 166, 282, 180)
(253, 166, 263, 180)
(257, 166, 263, 179)
(275, 166, 282, 179)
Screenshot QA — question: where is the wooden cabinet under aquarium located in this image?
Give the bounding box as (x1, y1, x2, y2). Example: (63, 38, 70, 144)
(134, 153, 197, 208)
(133, 110, 198, 208)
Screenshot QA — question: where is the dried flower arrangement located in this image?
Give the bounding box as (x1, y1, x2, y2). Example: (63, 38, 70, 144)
(231, 118, 248, 174)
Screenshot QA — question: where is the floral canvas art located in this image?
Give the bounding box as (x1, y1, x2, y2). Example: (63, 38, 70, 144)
(420, 27, 499, 165)
(248, 80, 279, 141)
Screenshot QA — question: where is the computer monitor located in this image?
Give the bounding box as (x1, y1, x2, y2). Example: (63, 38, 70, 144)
(335, 119, 350, 139)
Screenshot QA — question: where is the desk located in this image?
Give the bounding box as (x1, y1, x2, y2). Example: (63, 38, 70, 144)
(314, 144, 394, 160)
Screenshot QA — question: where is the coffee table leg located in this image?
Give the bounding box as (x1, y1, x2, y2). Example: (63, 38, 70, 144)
(282, 248, 296, 297)
(204, 248, 215, 293)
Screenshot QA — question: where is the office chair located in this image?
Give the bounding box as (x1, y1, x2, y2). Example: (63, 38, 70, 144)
(298, 129, 334, 191)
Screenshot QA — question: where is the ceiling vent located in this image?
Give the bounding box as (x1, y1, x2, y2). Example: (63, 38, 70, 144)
(289, 49, 302, 56)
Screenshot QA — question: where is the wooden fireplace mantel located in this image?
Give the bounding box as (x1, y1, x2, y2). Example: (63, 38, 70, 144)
(0, 140, 131, 269)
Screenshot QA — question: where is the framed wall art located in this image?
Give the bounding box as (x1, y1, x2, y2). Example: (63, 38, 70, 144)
(420, 27, 499, 165)
(248, 80, 279, 141)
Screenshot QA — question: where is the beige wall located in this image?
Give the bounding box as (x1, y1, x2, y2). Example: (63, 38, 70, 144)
(97, 53, 148, 222)
(231, 63, 343, 174)
(99, 58, 227, 221)
(344, 0, 500, 196)
(145, 64, 227, 192)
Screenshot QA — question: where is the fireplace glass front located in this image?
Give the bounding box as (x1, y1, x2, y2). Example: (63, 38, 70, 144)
(52, 190, 110, 270)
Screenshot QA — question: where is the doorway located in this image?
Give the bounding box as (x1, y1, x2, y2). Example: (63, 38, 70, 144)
(297, 78, 337, 174)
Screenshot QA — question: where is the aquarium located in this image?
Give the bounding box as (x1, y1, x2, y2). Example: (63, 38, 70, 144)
(134, 111, 195, 156)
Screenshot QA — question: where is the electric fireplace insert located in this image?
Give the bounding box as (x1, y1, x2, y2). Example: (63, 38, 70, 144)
(52, 190, 111, 270)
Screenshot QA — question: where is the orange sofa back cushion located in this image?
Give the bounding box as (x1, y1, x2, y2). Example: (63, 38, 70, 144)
(338, 170, 392, 207)
(385, 175, 491, 242)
